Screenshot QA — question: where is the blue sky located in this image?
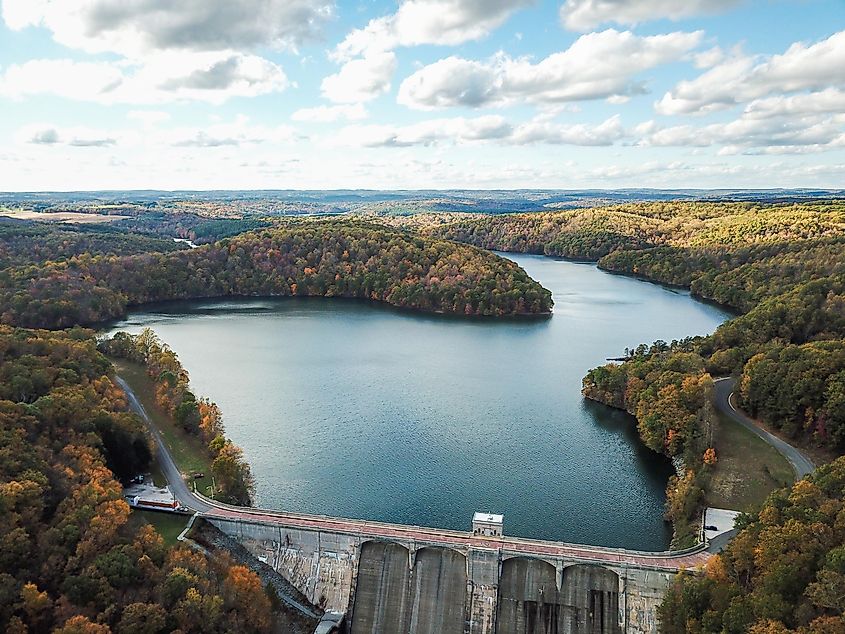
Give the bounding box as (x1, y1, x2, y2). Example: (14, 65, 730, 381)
(1, 0, 844, 190)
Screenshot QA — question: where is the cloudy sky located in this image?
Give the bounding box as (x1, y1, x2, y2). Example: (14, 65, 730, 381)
(1, 0, 844, 191)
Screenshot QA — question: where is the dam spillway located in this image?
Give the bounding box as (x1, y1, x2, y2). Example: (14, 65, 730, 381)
(200, 511, 706, 634)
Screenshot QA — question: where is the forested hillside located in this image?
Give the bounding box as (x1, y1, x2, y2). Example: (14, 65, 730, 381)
(0, 327, 279, 632)
(660, 456, 845, 633)
(0, 221, 552, 328)
(434, 201, 844, 270)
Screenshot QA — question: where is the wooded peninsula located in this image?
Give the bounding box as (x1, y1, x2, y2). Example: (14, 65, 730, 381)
(0, 221, 553, 329)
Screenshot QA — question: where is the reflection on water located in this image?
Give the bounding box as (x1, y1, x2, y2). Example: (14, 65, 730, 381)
(109, 253, 730, 550)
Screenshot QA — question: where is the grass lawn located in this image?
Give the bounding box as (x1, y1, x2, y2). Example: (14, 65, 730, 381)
(708, 411, 794, 512)
(128, 509, 191, 546)
(113, 359, 216, 498)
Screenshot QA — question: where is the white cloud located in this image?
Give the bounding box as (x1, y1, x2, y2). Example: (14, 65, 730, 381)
(157, 117, 298, 148)
(560, 0, 742, 31)
(398, 29, 703, 109)
(321, 51, 397, 103)
(693, 46, 725, 69)
(2, 0, 334, 57)
(127, 110, 172, 126)
(332, 114, 625, 147)
(0, 59, 124, 102)
(291, 104, 368, 122)
(656, 30, 845, 115)
(639, 112, 845, 154)
(17, 123, 117, 147)
(16, 117, 298, 150)
(743, 89, 845, 119)
(0, 52, 288, 105)
(334, 116, 511, 147)
(510, 114, 625, 145)
(332, 0, 533, 61)
(325, 0, 531, 104)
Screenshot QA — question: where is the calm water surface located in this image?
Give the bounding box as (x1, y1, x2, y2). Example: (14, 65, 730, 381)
(109, 253, 730, 550)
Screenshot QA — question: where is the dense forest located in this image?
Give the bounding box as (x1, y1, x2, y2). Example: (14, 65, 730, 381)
(0, 221, 552, 329)
(0, 220, 185, 270)
(99, 329, 254, 506)
(430, 200, 845, 548)
(434, 201, 845, 266)
(0, 327, 278, 632)
(659, 456, 845, 633)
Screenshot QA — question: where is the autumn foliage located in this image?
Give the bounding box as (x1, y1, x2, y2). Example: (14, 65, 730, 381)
(0, 221, 553, 328)
(0, 326, 275, 632)
(659, 457, 845, 633)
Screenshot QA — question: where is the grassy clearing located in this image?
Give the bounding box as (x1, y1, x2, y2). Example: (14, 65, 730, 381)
(128, 509, 191, 546)
(113, 359, 215, 497)
(708, 411, 794, 512)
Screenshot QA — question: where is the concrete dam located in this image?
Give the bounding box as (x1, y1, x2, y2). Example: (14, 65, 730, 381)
(198, 507, 712, 634)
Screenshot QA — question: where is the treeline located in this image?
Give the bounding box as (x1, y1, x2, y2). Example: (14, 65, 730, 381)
(0, 220, 184, 269)
(660, 456, 845, 633)
(601, 237, 845, 314)
(432, 201, 845, 266)
(0, 326, 276, 632)
(99, 329, 255, 506)
(740, 341, 845, 450)
(433, 207, 661, 259)
(0, 221, 553, 329)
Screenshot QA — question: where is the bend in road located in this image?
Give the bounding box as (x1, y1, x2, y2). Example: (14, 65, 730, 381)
(713, 377, 815, 480)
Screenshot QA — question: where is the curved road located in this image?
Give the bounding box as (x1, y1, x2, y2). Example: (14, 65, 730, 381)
(118, 373, 717, 572)
(713, 377, 815, 479)
(115, 376, 217, 514)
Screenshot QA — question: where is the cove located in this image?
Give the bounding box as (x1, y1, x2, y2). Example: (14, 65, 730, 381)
(108, 253, 731, 550)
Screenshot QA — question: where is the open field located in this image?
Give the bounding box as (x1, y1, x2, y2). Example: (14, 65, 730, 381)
(708, 411, 794, 512)
(127, 508, 191, 546)
(113, 359, 215, 497)
(0, 208, 128, 223)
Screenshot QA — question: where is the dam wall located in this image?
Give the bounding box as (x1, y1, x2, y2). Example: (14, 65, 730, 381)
(207, 516, 681, 634)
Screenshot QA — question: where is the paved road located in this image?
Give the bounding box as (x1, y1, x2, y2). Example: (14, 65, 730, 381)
(115, 375, 216, 514)
(713, 377, 815, 479)
(118, 373, 713, 572)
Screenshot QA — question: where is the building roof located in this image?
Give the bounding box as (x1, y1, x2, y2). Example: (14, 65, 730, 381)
(124, 482, 176, 506)
(473, 512, 504, 524)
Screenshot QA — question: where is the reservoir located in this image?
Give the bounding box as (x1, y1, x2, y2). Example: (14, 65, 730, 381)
(109, 253, 731, 550)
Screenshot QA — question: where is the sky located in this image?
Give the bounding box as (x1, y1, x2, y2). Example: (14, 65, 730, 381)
(0, 0, 844, 191)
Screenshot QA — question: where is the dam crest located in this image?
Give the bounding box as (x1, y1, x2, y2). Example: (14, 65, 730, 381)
(199, 507, 712, 634)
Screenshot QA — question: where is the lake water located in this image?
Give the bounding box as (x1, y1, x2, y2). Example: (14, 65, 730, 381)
(109, 253, 731, 550)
